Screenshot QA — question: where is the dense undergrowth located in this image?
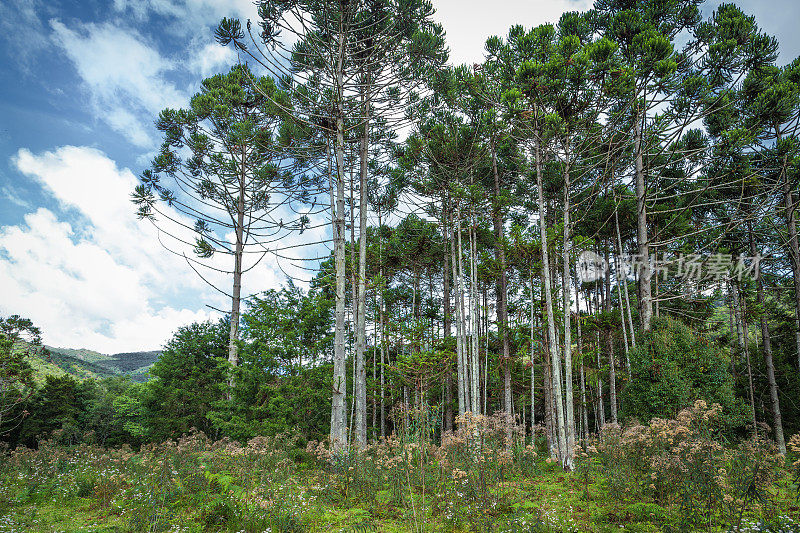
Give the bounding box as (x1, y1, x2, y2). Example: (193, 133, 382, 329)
(1, 403, 799, 532)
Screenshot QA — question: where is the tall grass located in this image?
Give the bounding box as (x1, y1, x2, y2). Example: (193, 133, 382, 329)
(1, 403, 798, 532)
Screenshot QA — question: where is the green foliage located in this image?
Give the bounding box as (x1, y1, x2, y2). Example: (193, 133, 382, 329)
(205, 285, 334, 442)
(0, 315, 36, 437)
(209, 362, 333, 443)
(622, 317, 745, 427)
(12, 375, 92, 447)
(143, 320, 229, 441)
(242, 282, 333, 371)
(578, 402, 788, 530)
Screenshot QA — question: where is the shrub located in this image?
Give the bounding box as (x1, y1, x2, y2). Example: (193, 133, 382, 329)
(622, 317, 747, 430)
(578, 400, 785, 529)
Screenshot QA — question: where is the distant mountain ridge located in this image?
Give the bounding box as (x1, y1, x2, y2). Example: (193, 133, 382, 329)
(29, 345, 161, 383)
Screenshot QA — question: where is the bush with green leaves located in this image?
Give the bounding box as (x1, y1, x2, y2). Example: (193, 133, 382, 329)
(622, 317, 747, 428)
(577, 401, 787, 530)
(143, 319, 229, 441)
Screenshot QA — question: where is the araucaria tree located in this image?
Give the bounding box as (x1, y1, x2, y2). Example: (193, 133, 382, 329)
(215, 0, 446, 448)
(132, 64, 311, 388)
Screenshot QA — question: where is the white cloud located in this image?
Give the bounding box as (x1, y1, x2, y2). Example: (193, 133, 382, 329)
(0, 145, 326, 352)
(432, 0, 594, 65)
(13, 146, 178, 285)
(106, 109, 156, 149)
(190, 41, 237, 77)
(0, 146, 220, 352)
(1, 186, 31, 210)
(0, 207, 213, 352)
(111, 0, 257, 33)
(0, 0, 49, 71)
(49, 20, 186, 147)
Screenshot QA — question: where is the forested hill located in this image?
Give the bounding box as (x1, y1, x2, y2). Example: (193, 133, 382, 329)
(27, 345, 160, 383)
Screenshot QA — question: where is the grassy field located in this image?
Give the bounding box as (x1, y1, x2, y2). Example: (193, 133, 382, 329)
(2, 406, 799, 532)
(0, 443, 684, 532)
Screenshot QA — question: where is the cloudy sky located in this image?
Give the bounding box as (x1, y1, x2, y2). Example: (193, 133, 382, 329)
(1, 0, 799, 353)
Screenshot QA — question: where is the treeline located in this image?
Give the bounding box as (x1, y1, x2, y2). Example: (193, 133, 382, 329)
(4, 0, 800, 470)
(0, 286, 333, 448)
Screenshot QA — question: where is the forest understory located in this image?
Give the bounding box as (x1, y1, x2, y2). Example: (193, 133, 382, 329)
(2, 404, 800, 532)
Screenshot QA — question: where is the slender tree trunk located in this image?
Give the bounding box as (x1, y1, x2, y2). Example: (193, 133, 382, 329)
(226, 139, 248, 395)
(614, 252, 631, 376)
(603, 249, 618, 422)
(749, 221, 785, 453)
(484, 287, 489, 415)
(443, 200, 453, 432)
(542, 326, 557, 458)
(591, 281, 605, 429)
(380, 288, 386, 438)
(561, 154, 575, 467)
(732, 281, 757, 435)
(615, 194, 636, 348)
(607, 333, 617, 424)
(330, 22, 349, 449)
(634, 108, 653, 331)
(596, 339, 604, 429)
(229, 193, 244, 377)
(576, 285, 588, 440)
(535, 135, 567, 466)
(470, 216, 480, 415)
(349, 299, 356, 438)
(491, 145, 512, 436)
(372, 296, 377, 436)
(454, 206, 467, 416)
(376, 209, 387, 438)
(530, 270, 536, 432)
(354, 85, 371, 446)
(728, 285, 738, 390)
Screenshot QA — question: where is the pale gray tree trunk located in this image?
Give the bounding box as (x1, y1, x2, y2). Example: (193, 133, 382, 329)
(491, 146, 512, 434)
(354, 86, 370, 446)
(577, 287, 588, 439)
(614, 251, 632, 376)
(535, 135, 567, 466)
(457, 221, 470, 414)
(226, 143, 248, 395)
(591, 283, 605, 430)
(543, 346, 557, 458)
(443, 202, 453, 432)
(470, 217, 480, 414)
(561, 156, 575, 467)
(453, 207, 467, 416)
(634, 110, 653, 331)
(530, 271, 536, 432)
(615, 202, 636, 349)
(330, 23, 348, 450)
(604, 250, 617, 423)
(607, 333, 617, 424)
(228, 183, 244, 379)
(732, 281, 757, 434)
(484, 287, 489, 415)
